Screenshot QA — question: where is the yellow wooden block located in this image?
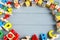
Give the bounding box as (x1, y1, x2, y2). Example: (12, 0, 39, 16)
(48, 30, 57, 38)
(7, 8, 12, 15)
(49, 0, 54, 3)
(25, 1, 30, 7)
(0, 12, 2, 15)
(37, 0, 43, 5)
(56, 16, 60, 21)
(4, 22, 12, 30)
(8, 8, 12, 12)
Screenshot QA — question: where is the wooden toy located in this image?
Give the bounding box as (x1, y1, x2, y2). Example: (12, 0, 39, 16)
(0, 12, 2, 15)
(31, 34, 38, 40)
(0, 18, 12, 31)
(0, 0, 11, 8)
(54, 1, 59, 5)
(49, 4, 56, 10)
(7, 7, 12, 15)
(48, 30, 57, 39)
(37, 0, 43, 6)
(0, 30, 4, 38)
(3, 22, 12, 31)
(0, 8, 12, 15)
(3, 14, 10, 19)
(0, 20, 6, 27)
(0, 4, 3, 8)
(0, 18, 8, 23)
(57, 8, 60, 12)
(21, 36, 31, 40)
(14, 0, 20, 8)
(46, 0, 54, 8)
(7, 1, 12, 7)
(49, 1, 59, 10)
(49, 0, 54, 4)
(40, 33, 47, 40)
(0, 0, 13, 39)
(55, 12, 60, 21)
(26, 36, 31, 40)
(0, 2, 12, 15)
(2, 6, 8, 11)
(1, 0, 8, 3)
(56, 20, 60, 33)
(4, 29, 19, 40)
(34, 0, 38, 3)
(24, 0, 32, 7)
(7, 1, 12, 5)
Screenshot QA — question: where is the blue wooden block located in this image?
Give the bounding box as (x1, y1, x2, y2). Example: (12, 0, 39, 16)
(1, 0, 8, 3)
(40, 33, 47, 40)
(0, 4, 3, 8)
(0, 20, 6, 27)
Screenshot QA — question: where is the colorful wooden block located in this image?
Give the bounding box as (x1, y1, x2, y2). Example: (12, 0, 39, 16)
(32, 34, 38, 40)
(40, 33, 47, 40)
(4, 29, 19, 40)
(48, 30, 57, 39)
(0, 30, 4, 38)
(3, 22, 12, 31)
(0, 4, 3, 8)
(24, 0, 32, 7)
(1, 0, 8, 3)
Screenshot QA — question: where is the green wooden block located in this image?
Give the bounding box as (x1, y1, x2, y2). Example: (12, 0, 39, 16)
(0, 30, 4, 38)
(54, 1, 59, 5)
(56, 12, 60, 16)
(2, 6, 8, 11)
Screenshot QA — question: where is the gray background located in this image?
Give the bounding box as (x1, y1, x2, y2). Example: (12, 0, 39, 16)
(1, 0, 60, 40)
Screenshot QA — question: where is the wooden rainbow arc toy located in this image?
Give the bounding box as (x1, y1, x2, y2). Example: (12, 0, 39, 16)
(0, 0, 60, 40)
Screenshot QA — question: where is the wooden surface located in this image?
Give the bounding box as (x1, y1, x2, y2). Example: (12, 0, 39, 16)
(1, 0, 60, 40)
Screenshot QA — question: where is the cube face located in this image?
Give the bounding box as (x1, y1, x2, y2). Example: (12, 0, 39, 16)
(0, 30, 4, 38)
(40, 34, 47, 40)
(0, 20, 6, 27)
(7, 1, 12, 5)
(3, 14, 10, 19)
(34, 0, 38, 3)
(4, 36, 8, 40)
(0, 4, 3, 8)
(32, 34, 38, 40)
(50, 4, 55, 10)
(56, 12, 60, 16)
(4, 29, 19, 40)
(2, 6, 8, 11)
(1, 0, 8, 3)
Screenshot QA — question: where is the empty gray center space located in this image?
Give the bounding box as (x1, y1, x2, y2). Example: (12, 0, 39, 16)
(8, 6, 55, 37)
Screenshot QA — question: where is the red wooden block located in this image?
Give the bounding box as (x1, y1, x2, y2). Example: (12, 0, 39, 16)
(10, 29, 15, 34)
(3, 14, 10, 19)
(32, 34, 39, 40)
(50, 4, 55, 10)
(13, 36, 19, 40)
(4, 36, 8, 40)
(7, 33, 13, 38)
(7, 1, 12, 5)
(3, 29, 19, 40)
(34, 0, 38, 3)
